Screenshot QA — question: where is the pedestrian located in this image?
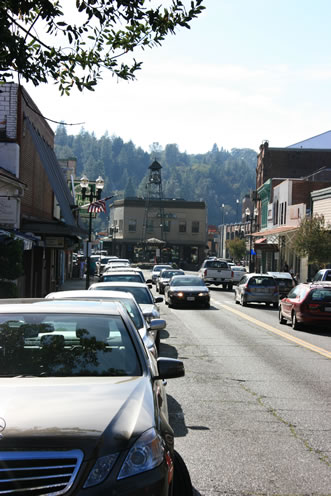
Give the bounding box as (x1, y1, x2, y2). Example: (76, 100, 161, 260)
(79, 259, 85, 279)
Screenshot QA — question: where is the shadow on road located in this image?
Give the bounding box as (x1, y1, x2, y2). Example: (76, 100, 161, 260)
(167, 394, 189, 437)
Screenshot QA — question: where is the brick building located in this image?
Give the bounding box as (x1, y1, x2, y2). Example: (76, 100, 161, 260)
(0, 83, 85, 296)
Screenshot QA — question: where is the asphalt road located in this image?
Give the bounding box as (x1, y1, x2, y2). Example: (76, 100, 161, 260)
(152, 284, 331, 496)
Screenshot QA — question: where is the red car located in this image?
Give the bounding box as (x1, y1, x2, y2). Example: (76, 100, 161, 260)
(279, 281, 331, 330)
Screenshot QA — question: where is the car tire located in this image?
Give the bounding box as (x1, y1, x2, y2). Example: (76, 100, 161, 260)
(291, 312, 301, 330)
(279, 308, 286, 324)
(234, 292, 239, 304)
(205, 302, 210, 308)
(240, 295, 247, 307)
(273, 302, 278, 309)
(228, 283, 233, 291)
(173, 450, 193, 496)
(156, 285, 159, 293)
(155, 331, 161, 353)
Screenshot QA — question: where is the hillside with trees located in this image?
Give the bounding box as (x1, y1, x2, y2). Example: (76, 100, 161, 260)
(55, 125, 256, 229)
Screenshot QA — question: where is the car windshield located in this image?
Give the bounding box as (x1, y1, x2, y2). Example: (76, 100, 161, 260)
(0, 313, 141, 377)
(153, 265, 171, 272)
(310, 289, 331, 302)
(171, 277, 205, 287)
(94, 286, 153, 305)
(103, 274, 143, 283)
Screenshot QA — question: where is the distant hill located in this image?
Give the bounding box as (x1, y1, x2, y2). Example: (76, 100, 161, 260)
(55, 125, 256, 228)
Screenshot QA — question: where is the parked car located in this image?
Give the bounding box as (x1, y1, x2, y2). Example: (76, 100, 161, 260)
(312, 268, 331, 282)
(156, 269, 185, 294)
(151, 264, 173, 284)
(279, 281, 331, 330)
(95, 256, 118, 277)
(267, 271, 296, 298)
(100, 270, 146, 284)
(45, 289, 165, 354)
(102, 266, 151, 284)
(198, 259, 233, 290)
(234, 273, 279, 307)
(231, 266, 247, 285)
(89, 281, 163, 321)
(164, 275, 210, 308)
(0, 301, 187, 495)
(104, 259, 131, 271)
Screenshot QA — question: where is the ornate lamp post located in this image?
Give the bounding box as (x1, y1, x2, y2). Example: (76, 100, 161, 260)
(236, 198, 240, 223)
(245, 207, 258, 272)
(80, 174, 104, 289)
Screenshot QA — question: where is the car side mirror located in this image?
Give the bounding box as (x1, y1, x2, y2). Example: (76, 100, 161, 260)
(149, 318, 166, 331)
(147, 284, 153, 289)
(146, 279, 153, 284)
(154, 296, 163, 303)
(153, 357, 185, 380)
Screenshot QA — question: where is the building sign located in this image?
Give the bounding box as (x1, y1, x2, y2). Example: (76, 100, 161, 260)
(0, 198, 17, 226)
(45, 237, 65, 248)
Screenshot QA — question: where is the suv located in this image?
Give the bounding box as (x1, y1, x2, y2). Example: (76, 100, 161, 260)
(312, 269, 331, 282)
(267, 271, 295, 299)
(279, 281, 331, 329)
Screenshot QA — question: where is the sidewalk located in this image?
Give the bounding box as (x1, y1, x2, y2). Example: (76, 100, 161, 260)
(58, 276, 98, 292)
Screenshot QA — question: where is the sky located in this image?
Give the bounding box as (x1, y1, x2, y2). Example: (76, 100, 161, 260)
(25, 0, 331, 155)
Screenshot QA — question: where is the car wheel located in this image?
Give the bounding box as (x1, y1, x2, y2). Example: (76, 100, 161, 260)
(240, 295, 247, 307)
(173, 450, 193, 496)
(228, 283, 233, 291)
(234, 292, 239, 304)
(156, 285, 159, 293)
(273, 302, 278, 309)
(205, 302, 210, 308)
(155, 331, 160, 354)
(291, 312, 301, 330)
(279, 308, 286, 324)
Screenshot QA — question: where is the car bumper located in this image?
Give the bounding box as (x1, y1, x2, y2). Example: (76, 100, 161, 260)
(245, 293, 279, 304)
(297, 311, 331, 326)
(169, 294, 210, 305)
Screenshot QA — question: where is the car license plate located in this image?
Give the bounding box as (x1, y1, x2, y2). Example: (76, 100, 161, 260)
(187, 296, 195, 301)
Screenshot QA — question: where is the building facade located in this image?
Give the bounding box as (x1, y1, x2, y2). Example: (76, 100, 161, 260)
(109, 197, 207, 267)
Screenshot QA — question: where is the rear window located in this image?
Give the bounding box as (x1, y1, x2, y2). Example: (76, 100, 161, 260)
(103, 274, 142, 283)
(204, 261, 228, 269)
(310, 289, 331, 302)
(248, 277, 276, 287)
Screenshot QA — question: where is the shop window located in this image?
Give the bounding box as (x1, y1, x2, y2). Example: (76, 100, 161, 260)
(179, 221, 186, 233)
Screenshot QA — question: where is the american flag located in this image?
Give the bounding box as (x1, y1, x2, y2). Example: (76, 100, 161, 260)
(87, 199, 106, 213)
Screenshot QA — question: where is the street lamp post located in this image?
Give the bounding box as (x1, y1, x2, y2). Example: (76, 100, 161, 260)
(80, 174, 104, 289)
(245, 207, 258, 273)
(236, 199, 240, 223)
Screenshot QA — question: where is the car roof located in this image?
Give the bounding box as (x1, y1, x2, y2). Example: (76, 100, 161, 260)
(0, 300, 122, 315)
(267, 271, 293, 278)
(152, 265, 172, 270)
(46, 290, 137, 301)
(89, 282, 149, 289)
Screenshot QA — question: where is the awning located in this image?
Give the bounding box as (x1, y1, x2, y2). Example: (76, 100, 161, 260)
(25, 117, 77, 227)
(252, 226, 298, 237)
(0, 229, 40, 250)
(22, 220, 87, 239)
(254, 237, 267, 244)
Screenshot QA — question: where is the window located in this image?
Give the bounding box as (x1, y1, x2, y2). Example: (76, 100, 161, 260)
(164, 220, 171, 232)
(192, 221, 199, 233)
(128, 219, 136, 232)
(119, 219, 123, 232)
(179, 221, 186, 233)
(146, 220, 154, 232)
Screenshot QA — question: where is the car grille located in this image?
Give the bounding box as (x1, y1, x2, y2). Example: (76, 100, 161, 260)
(0, 450, 83, 495)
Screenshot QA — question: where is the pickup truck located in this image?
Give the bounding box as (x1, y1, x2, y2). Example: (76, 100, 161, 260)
(198, 259, 234, 290)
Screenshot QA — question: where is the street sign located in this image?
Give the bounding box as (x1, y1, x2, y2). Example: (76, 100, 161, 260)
(70, 181, 97, 219)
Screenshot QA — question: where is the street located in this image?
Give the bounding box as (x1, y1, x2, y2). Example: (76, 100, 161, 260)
(154, 285, 331, 496)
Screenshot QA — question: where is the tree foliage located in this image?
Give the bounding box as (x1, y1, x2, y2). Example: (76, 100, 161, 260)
(54, 125, 256, 229)
(1, 0, 205, 94)
(226, 238, 246, 261)
(291, 214, 331, 266)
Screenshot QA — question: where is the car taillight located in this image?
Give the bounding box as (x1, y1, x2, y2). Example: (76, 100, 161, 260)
(244, 284, 250, 293)
(308, 303, 321, 312)
(231, 271, 234, 278)
(204, 269, 207, 277)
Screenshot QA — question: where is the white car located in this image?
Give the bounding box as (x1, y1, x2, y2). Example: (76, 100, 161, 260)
(89, 281, 163, 321)
(45, 289, 165, 354)
(231, 266, 247, 284)
(151, 264, 173, 284)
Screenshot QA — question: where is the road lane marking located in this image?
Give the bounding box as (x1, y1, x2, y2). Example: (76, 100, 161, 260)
(211, 299, 331, 360)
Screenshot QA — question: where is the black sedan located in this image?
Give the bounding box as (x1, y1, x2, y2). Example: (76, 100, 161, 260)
(0, 300, 188, 495)
(164, 275, 210, 308)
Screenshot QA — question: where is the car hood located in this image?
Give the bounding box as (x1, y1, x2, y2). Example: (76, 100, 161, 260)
(170, 285, 209, 292)
(140, 303, 160, 318)
(0, 376, 154, 457)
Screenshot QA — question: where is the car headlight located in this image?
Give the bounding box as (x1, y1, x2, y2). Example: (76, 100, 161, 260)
(118, 428, 164, 479)
(198, 292, 208, 297)
(84, 453, 119, 488)
(175, 292, 184, 298)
